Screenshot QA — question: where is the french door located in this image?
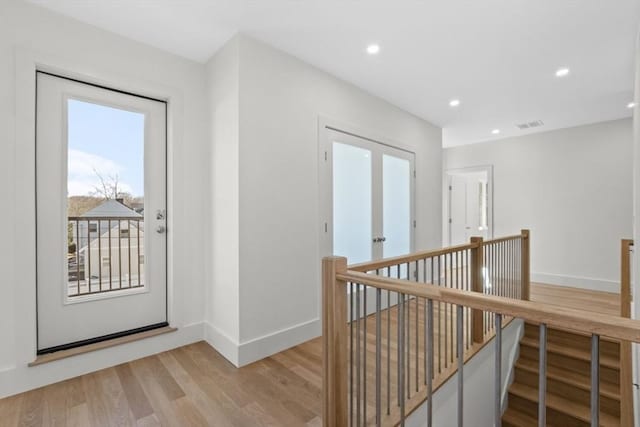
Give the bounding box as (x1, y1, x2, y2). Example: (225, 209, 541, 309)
(36, 72, 167, 353)
(327, 129, 415, 267)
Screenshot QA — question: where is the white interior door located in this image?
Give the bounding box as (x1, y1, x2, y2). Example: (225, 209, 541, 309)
(447, 169, 491, 245)
(328, 130, 415, 267)
(36, 72, 167, 353)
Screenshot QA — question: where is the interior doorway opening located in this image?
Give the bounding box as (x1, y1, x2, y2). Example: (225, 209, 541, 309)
(445, 166, 493, 246)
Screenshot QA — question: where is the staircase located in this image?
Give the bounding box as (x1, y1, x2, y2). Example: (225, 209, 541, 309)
(502, 322, 621, 427)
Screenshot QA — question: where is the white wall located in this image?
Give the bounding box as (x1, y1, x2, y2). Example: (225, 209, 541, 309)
(234, 36, 442, 364)
(408, 320, 523, 427)
(204, 37, 241, 362)
(0, 3, 442, 396)
(445, 119, 633, 292)
(203, 35, 442, 365)
(0, 0, 208, 398)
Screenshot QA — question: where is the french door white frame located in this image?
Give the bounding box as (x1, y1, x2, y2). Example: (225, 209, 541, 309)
(13, 48, 184, 365)
(444, 165, 494, 246)
(318, 117, 416, 263)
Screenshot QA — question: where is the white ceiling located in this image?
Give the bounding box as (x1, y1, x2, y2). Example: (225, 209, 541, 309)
(27, 0, 640, 146)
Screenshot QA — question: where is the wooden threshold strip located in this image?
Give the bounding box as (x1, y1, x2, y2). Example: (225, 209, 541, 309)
(29, 326, 177, 367)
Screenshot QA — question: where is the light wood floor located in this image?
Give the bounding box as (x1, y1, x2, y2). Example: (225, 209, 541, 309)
(0, 283, 620, 427)
(530, 282, 620, 316)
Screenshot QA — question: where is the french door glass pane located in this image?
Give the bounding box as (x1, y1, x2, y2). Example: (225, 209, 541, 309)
(332, 142, 372, 264)
(66, 99, 145, 297)
(383, 154, 411, 261)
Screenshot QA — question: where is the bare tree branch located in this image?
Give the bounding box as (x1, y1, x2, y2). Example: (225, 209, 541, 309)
(91, 168, 123, 200)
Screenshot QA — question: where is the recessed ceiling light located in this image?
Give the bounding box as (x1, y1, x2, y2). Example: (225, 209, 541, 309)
(627, 102, 636, 109)
(491, 129, 501, 135)
(366, 44, 380, 55)
(555, 67, 570, 77)
(449, 99, 460, 107)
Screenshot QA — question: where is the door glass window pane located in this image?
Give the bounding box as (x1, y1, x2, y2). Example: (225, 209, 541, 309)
(383, 154, 411, 260)
(66, 99, 145, 297)
(333, 142, 372, 264)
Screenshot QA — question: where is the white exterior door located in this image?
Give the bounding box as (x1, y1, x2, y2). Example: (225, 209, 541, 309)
(327, 130, 415, 267)
(36, 72, 167, 353)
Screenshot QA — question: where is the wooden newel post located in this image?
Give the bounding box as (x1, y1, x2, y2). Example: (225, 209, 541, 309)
(520, 229, 530, 301)
(322, 256, 348, 427)
(470, 236, 484, 343)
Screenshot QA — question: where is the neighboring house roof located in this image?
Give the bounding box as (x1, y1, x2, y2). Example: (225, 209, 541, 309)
(80, 199, 143, 218)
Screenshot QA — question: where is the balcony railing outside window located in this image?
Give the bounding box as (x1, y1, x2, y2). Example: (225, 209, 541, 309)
(67, 216, 144, 297)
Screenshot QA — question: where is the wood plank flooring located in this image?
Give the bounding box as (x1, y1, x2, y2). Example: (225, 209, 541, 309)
(0, 283, 619, 427)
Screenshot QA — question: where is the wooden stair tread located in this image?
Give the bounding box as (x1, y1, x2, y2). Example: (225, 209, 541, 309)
(509, 383, 620, 427)
(524, 322, 621, 344)
(502, 407, 539, 426)
(516, 357, 620, 400)
(520, 337, 619, 369)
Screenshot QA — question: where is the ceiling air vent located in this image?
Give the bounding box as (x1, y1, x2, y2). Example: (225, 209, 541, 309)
(516, 120, 544, 130)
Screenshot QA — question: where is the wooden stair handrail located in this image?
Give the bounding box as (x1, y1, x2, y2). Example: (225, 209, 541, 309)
(335, 269, 640, 343)
(348, 230, 529, 273)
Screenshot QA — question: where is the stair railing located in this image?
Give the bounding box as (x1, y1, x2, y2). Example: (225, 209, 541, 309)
(620, 239, 634, 427)
(323, 231, 640, 427)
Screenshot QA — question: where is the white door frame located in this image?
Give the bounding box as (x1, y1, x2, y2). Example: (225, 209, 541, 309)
(444, 165, 494, 246)
(36, 72, 168, 351)
(318, 116, 416, 262)
(14, 47, 183, 365)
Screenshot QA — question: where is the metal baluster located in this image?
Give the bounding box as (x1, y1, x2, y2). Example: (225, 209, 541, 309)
(484, 245, 488, 332)
(457, 305, 464, 427)
(399, 292, 406, 426)
(127, 219, 132, 287)
(350, 282, 355, 426)
(108, 220, 112, 290)
(495, 313, 503, 426)
(364, 285, 367, 424)
(406, 269, 411, 399)
(118, 220, 122, 289)
(449, 253, 454, 365)
(87, 220, 92, 292)
(437, 256, 442, 374)
(415, 262, 419, 393)
(591, 334, 600, 427)
(511, 240, 515, 298)
(397, 270, 401, 407)
(427, 299, 434, 427)
(376, 288, 381, 427)
(538, 324, 547, 427)
(356, 283, 361, 427)
(501, 241, 505, 298)
(444, 254, 448, 368)
(386, 289, 391, 415)
(76, 219, 81, 295)
(98, 220, 102, 291)
(137, 219, 141, 287)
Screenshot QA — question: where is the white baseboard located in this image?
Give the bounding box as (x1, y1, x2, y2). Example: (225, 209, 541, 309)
(203, 322, 240, 366)
(237, 318, 321, 366)
(531, 272, 619, 293)
(0, 322, 204, 399)
(204, 318, 321, 367)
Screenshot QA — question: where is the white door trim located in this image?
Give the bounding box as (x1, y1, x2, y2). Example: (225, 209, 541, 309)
(14, 47, 184, 365)
(444, 165, 494, 246)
